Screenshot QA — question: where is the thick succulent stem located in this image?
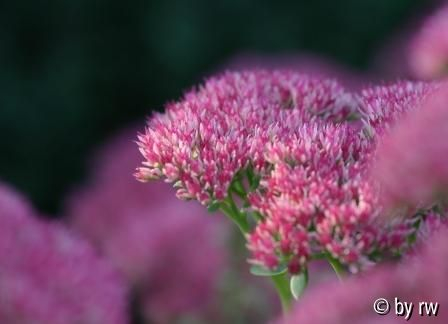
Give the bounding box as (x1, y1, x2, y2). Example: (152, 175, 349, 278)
(221, 195, 250, 234)
(271, 272, 294, 313)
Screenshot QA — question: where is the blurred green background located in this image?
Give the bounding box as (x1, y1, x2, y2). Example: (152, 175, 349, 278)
(0, 0, 433, 214)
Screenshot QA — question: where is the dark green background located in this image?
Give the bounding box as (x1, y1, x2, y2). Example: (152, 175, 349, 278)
(0, 0, 433, 214)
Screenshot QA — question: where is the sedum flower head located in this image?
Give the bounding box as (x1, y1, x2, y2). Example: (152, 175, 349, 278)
(409, 4, 448, 79)
(247, 80, 439, 275)
(136, 70, 361, 205)
(0, 183, 128, 324)
(137, 71, 439, 277)
(247, 123, 413, 274)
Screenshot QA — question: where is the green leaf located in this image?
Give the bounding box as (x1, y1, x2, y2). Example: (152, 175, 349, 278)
(207, 201, 221, 213)
(250, 264, 287, 276)
(231, 180, 246, 197)
(246, 167, 254, 186)
(290, 270, 308, 300)
(250, 175, 261, 191)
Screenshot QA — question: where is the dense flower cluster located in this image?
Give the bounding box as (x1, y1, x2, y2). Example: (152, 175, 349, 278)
(0, 184, 128, 324)
(247, 123, 413, 274)
(137, 70, 441, 276)
(277, 227, 448, 324)
(374, 84, 448, 208)
(66, 129, 229, 323)
(247, 80, 441, 274)
(409, 4, 448, 79)
(136, 70, 361, 205)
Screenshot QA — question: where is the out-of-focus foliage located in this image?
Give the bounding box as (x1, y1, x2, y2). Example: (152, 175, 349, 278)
(0, 0, 427, 213)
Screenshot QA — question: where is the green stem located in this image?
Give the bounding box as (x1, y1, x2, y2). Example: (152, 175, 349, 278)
(232, 177, 264, 221)
(220, 203, 250, 234)
(231, 179, 247, 199)
(251, 211, 263, 222)
(326, 255, 346, 281)
(271, 272, 293, 313)
(219, 175, 294, 314)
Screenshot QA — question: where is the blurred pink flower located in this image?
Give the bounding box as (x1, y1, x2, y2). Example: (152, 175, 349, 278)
(276, 227, 448, 324)
(373, 83, 448, 207)
(414, 212, 448, 246)
(409, 4, 448, 79)
(218, 52, 370, 90)
(372, 31, 413, 81)
(65, 128, 229, 323)
(136, 70, 362, 206)
(0, 183, 128, 324)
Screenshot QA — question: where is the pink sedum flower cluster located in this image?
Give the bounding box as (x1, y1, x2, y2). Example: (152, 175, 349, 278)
(374, 83, 448, 208)
(137, 70, 440, 277)
(409, 4, 448, 79)
(66, 128, 228, 323)
(0, 183, 128, 324)
(136, 70, 361, 206)
(247, 123, 412, 274)
(247, 79, 438, 274)
(276, 227, 448, 324)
